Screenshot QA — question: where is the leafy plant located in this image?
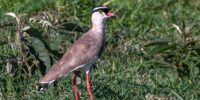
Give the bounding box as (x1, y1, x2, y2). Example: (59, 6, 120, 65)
(144, 22, 200, 77)
(0, 0, 200, 99)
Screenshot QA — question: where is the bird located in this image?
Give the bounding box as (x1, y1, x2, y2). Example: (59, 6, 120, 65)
(37, 6, 115, 100)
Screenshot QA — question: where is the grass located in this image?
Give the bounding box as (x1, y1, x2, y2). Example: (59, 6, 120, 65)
(0, 0, 200, 99)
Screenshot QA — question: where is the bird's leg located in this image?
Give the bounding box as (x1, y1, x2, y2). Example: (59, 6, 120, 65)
(86, 71, 93, 100)
(73, 74, 79, 100)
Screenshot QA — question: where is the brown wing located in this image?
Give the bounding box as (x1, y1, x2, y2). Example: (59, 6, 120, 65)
(39, 32, 102, 84)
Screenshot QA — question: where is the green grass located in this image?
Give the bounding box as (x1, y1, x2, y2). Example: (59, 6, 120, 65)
(0, 0, 200, 99)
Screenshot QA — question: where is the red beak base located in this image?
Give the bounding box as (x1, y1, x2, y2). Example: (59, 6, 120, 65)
(106, 12, 115, 17)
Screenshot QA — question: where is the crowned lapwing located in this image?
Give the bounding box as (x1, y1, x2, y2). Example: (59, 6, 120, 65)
(37, 6, 115, 100)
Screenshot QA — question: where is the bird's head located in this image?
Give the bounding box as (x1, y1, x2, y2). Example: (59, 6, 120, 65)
(91, 6, 115, 25)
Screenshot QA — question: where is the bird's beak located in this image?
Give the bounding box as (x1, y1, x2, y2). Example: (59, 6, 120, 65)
(106, 12, 115, 17)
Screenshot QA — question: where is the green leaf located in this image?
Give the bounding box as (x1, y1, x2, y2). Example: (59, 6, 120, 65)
(148, 43, 176, 55)
(144, 39, 169, 47)
(25, 27, 44, 41)
(30, 37, 51, 69)
(25, 27, 62, 58)
(148, 59, 172, 68)
(48, 34, 65, 51)
(59, 22, 88, 32)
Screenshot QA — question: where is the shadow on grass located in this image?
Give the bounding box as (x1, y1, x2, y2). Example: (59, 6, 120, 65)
(93, 82, 123, 100)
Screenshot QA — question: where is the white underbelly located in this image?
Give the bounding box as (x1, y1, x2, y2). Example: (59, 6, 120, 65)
(70, 57, 98, 73)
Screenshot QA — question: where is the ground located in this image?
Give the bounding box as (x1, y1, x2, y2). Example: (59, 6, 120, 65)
(0, 0, 200, 99)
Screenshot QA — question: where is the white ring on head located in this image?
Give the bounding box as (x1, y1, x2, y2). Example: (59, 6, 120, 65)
(92, 6, 109, 13)
(92, 6, 108, 11)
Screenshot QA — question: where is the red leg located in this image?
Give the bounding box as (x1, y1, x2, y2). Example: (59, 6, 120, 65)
(73, 74, 79, 100)
(86, 71, 93, 100)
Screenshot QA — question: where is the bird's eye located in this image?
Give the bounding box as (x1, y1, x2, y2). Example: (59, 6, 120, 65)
(99, 10, 103, 14)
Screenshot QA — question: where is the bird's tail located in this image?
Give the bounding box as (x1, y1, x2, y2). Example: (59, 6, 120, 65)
(37, 66, 58, 91)
(36, 82, 49, 91)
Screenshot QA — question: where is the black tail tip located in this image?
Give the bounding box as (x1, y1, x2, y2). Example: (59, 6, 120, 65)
(36, 82, 49, 91)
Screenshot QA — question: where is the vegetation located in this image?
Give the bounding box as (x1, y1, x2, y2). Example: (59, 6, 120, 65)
(0, 0, 200, 99)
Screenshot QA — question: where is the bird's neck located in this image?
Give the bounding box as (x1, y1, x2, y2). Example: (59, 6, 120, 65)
(91, 24, 105, 34)
(91, 20, 105, 34)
